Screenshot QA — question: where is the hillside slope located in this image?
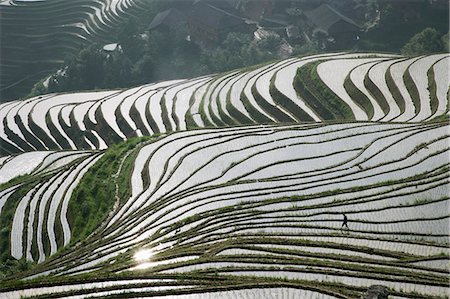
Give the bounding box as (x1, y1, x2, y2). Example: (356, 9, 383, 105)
(0, 0, 153, 100)
(0, 53, 448, 155)
(0, 122, 448, 298)
(0, 51, 449, 298)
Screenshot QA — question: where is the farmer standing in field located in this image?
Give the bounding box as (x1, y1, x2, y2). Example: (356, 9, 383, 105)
(341, 213, 349, 229)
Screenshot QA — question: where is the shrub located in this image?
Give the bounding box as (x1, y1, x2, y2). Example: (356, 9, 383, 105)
(401, 28, 445, 56)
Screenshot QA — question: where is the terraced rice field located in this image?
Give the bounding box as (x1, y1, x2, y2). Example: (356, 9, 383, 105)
(0, 151, 101, 261)
(0, 0, 154, 99)
(0, 121, 448, 298)
(0, 53, 448, 156)
(0, 52, 448, 298)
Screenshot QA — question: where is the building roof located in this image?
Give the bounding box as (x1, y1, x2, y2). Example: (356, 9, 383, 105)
(304, 4, 362, 33)
(189, 3, 245, 30)
(102, 43, 120, 52)
(286, 25, 300, 39)
(193, 0, 239, 11)
(148, 8, 185, 30)
(261, 13, 289, 27)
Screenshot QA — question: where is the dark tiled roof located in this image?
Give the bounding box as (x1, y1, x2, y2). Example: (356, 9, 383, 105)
(190, 3, 245, 30)
(148, 8, 185, 30)
(304, 4, 362, 33)
(261, 13, 289, 27)
(286, 25, 300, 38)
(193, 0, 239, 11)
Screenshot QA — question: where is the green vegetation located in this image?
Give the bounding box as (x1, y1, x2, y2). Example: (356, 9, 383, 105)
(67, 136, 151, 243)
(357, 1, 449, 52)
(343, 73, 375, 119)
(403, 68, 421, 115)
(0, 183, 39, 277)
(401, 28, 448, 56)
(251, 84, 293, 123)
(293, 61, 354, 120)
(0, 122, 448, 298)
(363, 69, 390, 115)
(0, 258, 33, 280)
(240, 93, 273, 124)
(5, 0, 448, 102)
(427, 63, 439, 115)
(0, 3, 448, 295)
(0, 171, 57, 267)
(385, 64, 406, 114)
(1, 0, 164, 101)
(269, 76, 314, 122)
(206, 33, 282, 73)
(428, 113, 450, 123)
(31, 29, 289, 97)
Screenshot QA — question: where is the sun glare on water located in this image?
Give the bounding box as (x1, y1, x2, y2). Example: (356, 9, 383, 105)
(133, 249, 153, 262)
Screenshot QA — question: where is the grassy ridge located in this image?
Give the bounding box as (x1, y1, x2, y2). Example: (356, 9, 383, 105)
(0, 178, 40, 279)
(293, 61, 354, 121)
(426, 64, 439, 116)
(385, 64, 406, 114)
(0, 123, 448, 298)
(269, 76, 314, 122)
(403, 68, 421, 115)
(67, 136, 151, 243)
(343, 73, 375, 119)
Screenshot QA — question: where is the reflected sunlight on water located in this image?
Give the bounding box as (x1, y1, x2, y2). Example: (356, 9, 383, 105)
(133, 249, 153, 262)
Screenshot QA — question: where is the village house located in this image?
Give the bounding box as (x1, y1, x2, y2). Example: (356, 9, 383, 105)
(187, 2, 252, 46)
(148, 8, 187, 32)
(240, 0, 273, 21)
(303, 4, 363, 49)
(193, 0, 239, 11)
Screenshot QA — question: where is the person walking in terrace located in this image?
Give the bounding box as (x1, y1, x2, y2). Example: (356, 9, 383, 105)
(341, 213, 349, 229)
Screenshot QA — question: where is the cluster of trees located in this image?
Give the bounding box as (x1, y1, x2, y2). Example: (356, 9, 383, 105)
(401, 28, 449, 56)
(30, 22, 290, 96)
(357, 0, 448, 52)
(28, 0, 448, 97)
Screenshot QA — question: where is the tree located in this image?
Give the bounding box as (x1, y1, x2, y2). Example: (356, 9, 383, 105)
(118, 20, 145, 63)
(103, 54, 133, 88)
(28, 78, 48, 98)
(222, 32, 253, 53)
(46, 45, 107, 92)
(257, 34, 282, 54)
(76, 46, 106, 89)
(132, 55, 155, 84)
(401, 28, 444, 55)
(442, 32, 449, 52)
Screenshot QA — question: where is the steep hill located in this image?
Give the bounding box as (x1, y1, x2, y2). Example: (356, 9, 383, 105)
(0, 53, 448, 155)
(0, 122, 448, 298)
(0, 52, 449, 298)
(0, 0, 153, 100)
